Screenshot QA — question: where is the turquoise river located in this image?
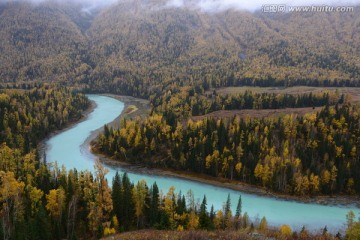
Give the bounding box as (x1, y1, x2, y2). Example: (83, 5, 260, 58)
(46, 95, 359, 232)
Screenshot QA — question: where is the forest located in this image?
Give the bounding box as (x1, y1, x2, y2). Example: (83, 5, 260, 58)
(1, 0, 360, 239)
(0, 87, 357, 239)
(1, 1, 360, 97)
(0, 87, 326, 240)
(0, 86, 89, 153)
(97, 101, 360, 195)
(150, 87, 343, 118)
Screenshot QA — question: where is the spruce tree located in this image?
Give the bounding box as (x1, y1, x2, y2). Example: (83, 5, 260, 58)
(209, 204, 215, 229)
(235, 195, 242, 219)
(112, 171, 122, 231)
(199, 195, 210, 229)
(149, 182, 160, 226)
(121, 173, 134, 230)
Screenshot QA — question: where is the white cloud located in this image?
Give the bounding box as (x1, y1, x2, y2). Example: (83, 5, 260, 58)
(167, 0, 360, 12)
(1, 0, 359, 12)
(167, 0, 184, 8)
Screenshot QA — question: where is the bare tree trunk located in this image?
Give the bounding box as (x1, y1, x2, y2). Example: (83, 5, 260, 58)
(67, 195, 78, 240)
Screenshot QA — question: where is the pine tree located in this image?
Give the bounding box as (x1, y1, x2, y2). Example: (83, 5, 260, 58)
(111, 171, 122, 231)
(223, 194, 232, 229)
(224, 194, 231, 218)
(149, 182, 159, 226)
(176, 191, 184, 214)
(121, 173, 134, 230)
(235, 195, 242, 218)
(199, 195, 210, 229)
(234, 195, 242, 229)
(209, 205, 215, 230)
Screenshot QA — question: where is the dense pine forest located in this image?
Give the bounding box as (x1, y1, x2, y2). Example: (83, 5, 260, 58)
(0, 87, 316, 240)
(97, 101, 360, 195)
(150, 87, 344, 118)
(0, 86, 89, 152)
(1, 0, 360, 239)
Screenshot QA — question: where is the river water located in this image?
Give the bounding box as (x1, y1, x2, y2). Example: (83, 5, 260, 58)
(46, 94, 358, 232)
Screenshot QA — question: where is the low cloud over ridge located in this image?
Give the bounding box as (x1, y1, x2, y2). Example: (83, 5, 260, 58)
(1, 0, 359, 12)
(168, 0, 360, 12)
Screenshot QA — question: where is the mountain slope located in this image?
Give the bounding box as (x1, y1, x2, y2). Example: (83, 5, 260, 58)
(0, 1, 91, 83)
(86, 2, 360, 96)
(0, 1, 359, 93)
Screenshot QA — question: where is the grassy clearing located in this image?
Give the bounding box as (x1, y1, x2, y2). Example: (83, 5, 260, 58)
(191, 107, 322, 121)
(200, 87, 360, 120)
(124, 105, 139, 114)
(210, 86, 360, 102)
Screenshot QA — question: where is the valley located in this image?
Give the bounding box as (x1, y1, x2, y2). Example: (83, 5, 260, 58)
(0, 0, 360, 239)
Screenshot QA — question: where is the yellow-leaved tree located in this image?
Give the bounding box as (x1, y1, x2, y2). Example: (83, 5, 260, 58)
(279, 224, 292, 237)
(88, 160, 113, 236)
(0, 171, 25, 240)
(132, 179, 148, 227)
(46, 188, 65, 220)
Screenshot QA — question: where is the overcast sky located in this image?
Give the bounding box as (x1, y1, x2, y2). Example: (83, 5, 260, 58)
(1, 0, 360, 12)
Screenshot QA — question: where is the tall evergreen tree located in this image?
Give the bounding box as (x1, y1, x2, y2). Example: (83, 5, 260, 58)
(234, 195, 242, 229)
(112, 171, 122, 230)
(209, 205, 215, 230)
(199, 195, 210, 229)
(149, 182, 160, 226)
(224, 194, 231, 218)
(235, 195, 242, 219)
(121, 173, 134, 230)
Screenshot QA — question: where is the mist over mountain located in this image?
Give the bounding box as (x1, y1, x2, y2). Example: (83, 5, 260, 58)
(0, 0, 359, 94)
(1, 0, 360, 12)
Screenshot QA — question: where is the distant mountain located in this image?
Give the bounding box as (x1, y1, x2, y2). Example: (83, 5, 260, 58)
(0, 0, 359, 93)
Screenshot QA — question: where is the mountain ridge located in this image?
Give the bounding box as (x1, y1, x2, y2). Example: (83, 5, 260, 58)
(0, 1, 359, 94)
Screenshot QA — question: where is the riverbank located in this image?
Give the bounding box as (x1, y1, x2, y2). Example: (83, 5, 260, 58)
(42, 93, 359, 208)
(88, 96, 360, 208)
(38, 98, 97, 157)
(39, 94, 150, 162)
(82, 94, 150, 151)
(98, 154, 360, 207)
(99, 94, 150, 125)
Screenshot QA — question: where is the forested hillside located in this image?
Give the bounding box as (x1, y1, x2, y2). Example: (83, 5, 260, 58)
(0, 1, 359, 95)
(0, 1, 90, 83)
(0, 87, 91, 239)
(2, 0, 360, 195)
(0, 86, 89, 152)
(87, 2, 360, 97)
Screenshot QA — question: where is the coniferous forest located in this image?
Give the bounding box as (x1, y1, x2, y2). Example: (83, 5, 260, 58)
(97, 99, 360, 195)
(1, 0, 360, 239)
